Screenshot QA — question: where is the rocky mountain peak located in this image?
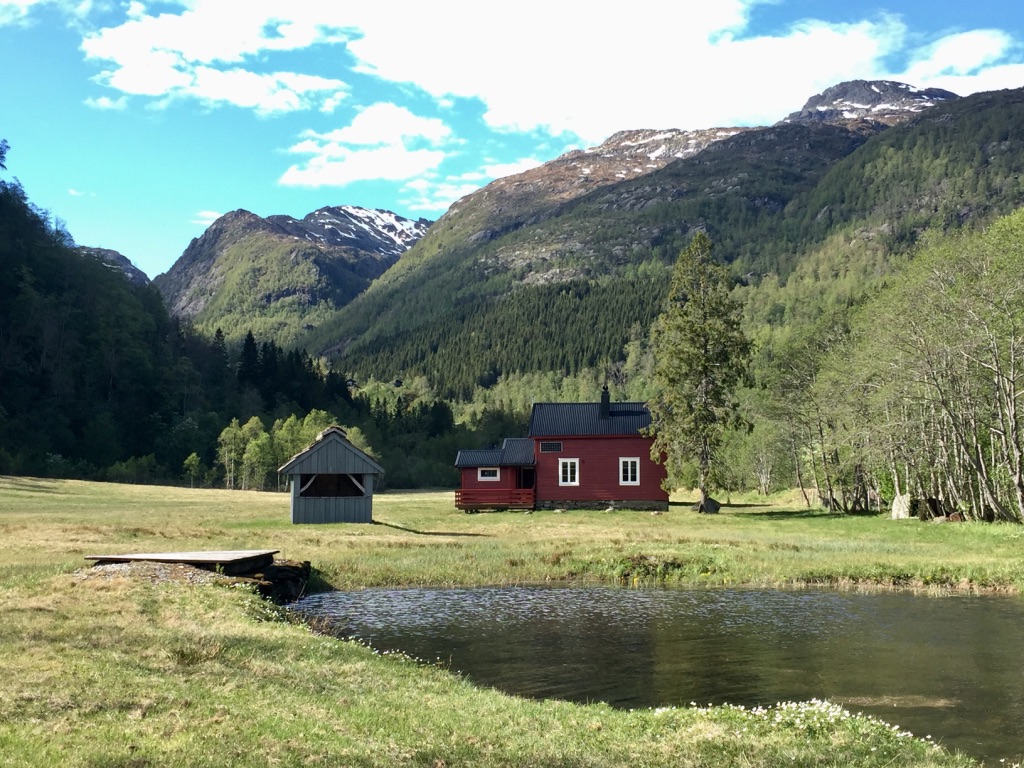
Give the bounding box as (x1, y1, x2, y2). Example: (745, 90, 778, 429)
(77, 246, 150, 285)
(782, 79, 960, 128)
(438, 126, 755, 244)
(266, 206, 431, 258)
(153, 205, 430, 331)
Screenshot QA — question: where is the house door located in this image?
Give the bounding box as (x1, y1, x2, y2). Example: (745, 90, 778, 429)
(518, 468, 535, 489)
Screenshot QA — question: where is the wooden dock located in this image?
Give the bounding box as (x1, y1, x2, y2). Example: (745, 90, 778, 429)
(85, 550, 280, 576)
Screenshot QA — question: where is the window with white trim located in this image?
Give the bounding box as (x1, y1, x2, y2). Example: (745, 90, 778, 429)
(559, 458, 579, 486)
(478, 467, 500, 481)
(619, 457, 640, 486)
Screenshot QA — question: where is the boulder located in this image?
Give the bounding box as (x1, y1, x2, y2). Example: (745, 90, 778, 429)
(692, 497, 721, 514)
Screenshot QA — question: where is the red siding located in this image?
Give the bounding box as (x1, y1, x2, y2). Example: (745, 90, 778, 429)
(534, 436, 667, 504)
(456, 467, 534, 510)
(459, 466, 517, 493)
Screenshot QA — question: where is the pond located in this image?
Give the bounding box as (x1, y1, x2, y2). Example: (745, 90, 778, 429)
(291, 586, 1024, 763)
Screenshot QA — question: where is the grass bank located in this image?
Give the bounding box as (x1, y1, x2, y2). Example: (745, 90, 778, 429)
(1, 476, 1009, 766)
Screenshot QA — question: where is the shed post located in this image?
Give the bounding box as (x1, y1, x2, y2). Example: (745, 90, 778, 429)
(290, 478, 300, 524)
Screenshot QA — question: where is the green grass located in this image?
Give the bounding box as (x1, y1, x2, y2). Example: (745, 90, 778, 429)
(0, 476, 1010, 766)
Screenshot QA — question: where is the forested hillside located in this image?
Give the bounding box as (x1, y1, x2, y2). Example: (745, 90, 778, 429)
(311, 87, 1024, 399)
(0, 150, 489, 486)
(0, 167, 181, 474)
(309, 122, 868, 397)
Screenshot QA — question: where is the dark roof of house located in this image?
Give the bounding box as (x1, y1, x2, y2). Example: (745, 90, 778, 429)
(501, 437, 536, 464)
(455, 437, 535, 468)
(528, 402, 652, 438)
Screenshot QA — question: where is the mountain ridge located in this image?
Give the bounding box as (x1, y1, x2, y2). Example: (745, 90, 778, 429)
(152, 205, 430, 344)
(781, 79, 959, 129)
(76, 246, 150, 286)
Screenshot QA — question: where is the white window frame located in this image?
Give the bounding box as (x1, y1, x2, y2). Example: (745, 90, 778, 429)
(559, 458, 580, 486)
(619, 457, 640, 486)
(477, 467, 501, 482)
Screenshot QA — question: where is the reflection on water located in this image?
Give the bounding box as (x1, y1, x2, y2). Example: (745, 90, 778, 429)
(291, 586, 1024, 763)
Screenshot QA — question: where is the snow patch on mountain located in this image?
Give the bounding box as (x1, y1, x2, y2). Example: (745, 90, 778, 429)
(267, 206, 431, 258)
(77, 246, 150, 285)
(783, 80, 959, 128)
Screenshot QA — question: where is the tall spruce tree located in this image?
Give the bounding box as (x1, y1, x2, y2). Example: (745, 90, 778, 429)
(648, 232, 750, 510)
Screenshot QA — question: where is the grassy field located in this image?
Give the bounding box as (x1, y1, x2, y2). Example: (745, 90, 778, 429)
(3, 476, 1018, 767)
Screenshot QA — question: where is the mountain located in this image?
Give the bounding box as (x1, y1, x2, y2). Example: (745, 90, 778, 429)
(265, 206, 429, 258)
(782, 79, 959, 129)
(449, 126, 756, 243)
(154, 206, 430, 345)
(306, 82, 1024, 398)
(308, 119, 869, 395)
(77, 246, 150, 286)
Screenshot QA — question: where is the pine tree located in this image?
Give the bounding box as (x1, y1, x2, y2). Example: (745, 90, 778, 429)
(648, 232, 750, 510)
(236, 330, 260, 388)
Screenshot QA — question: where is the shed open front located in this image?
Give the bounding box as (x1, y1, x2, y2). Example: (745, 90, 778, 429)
(278, 427, 385, 524)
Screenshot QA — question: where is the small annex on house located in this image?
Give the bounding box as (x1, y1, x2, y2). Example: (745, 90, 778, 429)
(455, 387, 668, 512)
(278, 426, 384, 524)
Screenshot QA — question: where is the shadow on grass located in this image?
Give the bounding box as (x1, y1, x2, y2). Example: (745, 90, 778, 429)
(303, 566, 337, 594)
(669, 500, 840, 520)
(1, 476, 68, 494)
(373, 520, 490, 537)
(729, 508, 847, 520)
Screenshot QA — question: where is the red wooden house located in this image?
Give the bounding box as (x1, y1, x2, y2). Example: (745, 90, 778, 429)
(455, 388, 668, 511)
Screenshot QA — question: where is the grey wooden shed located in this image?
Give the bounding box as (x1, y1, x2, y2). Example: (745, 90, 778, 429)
(278, 426, 385, 524)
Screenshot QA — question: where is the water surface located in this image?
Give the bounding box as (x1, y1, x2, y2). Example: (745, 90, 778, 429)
(292, 586, 1024, 763)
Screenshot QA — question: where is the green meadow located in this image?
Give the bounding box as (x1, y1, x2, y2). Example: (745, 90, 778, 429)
(4, 476, 1019, 767)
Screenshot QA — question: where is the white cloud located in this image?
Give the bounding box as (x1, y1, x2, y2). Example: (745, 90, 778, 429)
(480, 158, 543, 179)
(80, 0, 352, 112)
(35, 0, 1024, 135)
(402, 178, 480, 214)
(920, 63, 1024, 95)
(322, 3, 1023, 140)
(191, 210, 223, 227)
(281, 145, 448, 187)
(320, 2, 916, 140)
(910, 29, 1014, 76)
(68, 187, 84, 196)
(0, 0, 93, 25)
(399, 157, 545, 214)
(84, 94, 126, 109)
(82, 2, 350, 67)
(188, 67, 348, 115)
(316, 103, 451, 147)
(0, 0, 41, 25)
(279, 103, 453, 188)
(890, 30, 1024, 93)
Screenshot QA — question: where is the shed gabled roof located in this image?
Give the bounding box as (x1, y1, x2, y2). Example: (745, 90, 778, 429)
(528, 402, 652, 438)
(278, 426, 385, 476)
(455, 437, 535, 468)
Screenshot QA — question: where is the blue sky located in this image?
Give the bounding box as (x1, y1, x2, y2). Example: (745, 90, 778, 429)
(2, 1, 1024, 279)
